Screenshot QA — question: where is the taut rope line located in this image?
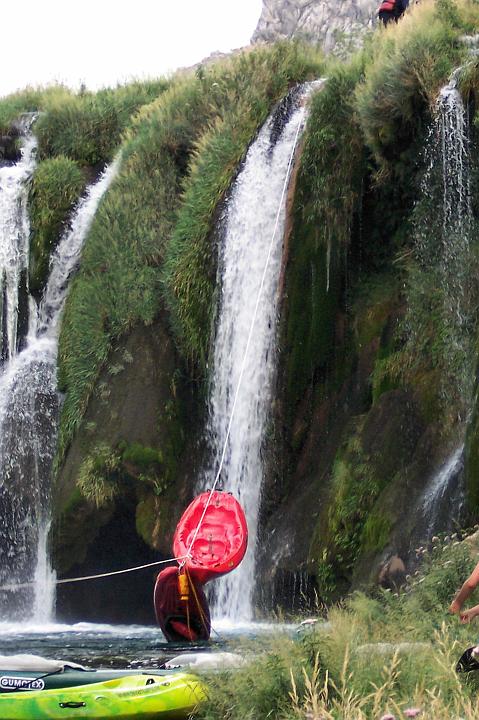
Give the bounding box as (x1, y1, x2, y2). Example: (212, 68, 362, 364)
(0, 556, 188, 592)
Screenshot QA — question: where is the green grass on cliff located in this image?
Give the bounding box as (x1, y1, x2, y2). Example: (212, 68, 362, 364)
(198, 535, 479, 720)
(56, 43, 325, 460)
(355, 0, 476, 178)
(35, 80, 169, 166)
(162, 43, 324, 370)
(28, 156, 87, 294)
(0, 79, 170, 299)
(0, 81, 168, 161)
(283, 55, 365, 418)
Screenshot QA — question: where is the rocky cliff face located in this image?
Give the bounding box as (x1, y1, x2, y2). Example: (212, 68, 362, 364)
(252, 0, 378, 53)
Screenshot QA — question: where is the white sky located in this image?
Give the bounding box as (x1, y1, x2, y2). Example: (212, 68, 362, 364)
(0, 0, 264, 98)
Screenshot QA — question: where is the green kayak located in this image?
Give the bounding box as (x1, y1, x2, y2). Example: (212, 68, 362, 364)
(0, 671, 206, 719)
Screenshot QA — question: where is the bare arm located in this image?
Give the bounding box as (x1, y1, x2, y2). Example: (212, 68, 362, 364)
(450, 562, 479, 614)
(460, 604, 479, 624)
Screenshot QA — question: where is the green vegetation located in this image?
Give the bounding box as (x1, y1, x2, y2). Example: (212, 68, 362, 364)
(35, 80, 169, 166)
(312, 426, 386, 587)
(57, 43, 324, 459)
(0, 87, 66, 136)
(198, 535, 479, 719)
(283, 57, 365, 417)
(77, 440, 168, 508)
(355, 0, 468, 177)
(77, 443, 123, 507)
(4, 0, 479, 663)
(1, 80, 169, 299)
(28, 157, 86, 293)
(162, 43, 324, 370)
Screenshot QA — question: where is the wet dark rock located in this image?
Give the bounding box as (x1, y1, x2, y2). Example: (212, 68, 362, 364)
(0, 134, 21, 164)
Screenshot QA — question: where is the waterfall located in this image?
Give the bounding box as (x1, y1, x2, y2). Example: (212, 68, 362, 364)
(203, 85, 315, 621)
(0, 156, 119, 621)
(413, 72, 472, 540)
(437, 74, 472, 371)
(0, 123, 36, 362)
(420, 445, 464, 540)
(416, 72, 473, 410)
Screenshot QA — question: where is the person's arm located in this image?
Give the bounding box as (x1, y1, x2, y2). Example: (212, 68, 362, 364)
(460, 605, 479, 624)
(450, 562, 479, 614)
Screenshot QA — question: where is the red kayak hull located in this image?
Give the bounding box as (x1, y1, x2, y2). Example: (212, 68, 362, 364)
(173, 490, 248, 585)
(153, 566, 211, 642)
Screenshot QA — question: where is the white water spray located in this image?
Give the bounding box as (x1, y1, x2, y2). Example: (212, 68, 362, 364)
(203, 87, 315, 621)
(0, 156, 120, 621)
(421, 445, 464, 538)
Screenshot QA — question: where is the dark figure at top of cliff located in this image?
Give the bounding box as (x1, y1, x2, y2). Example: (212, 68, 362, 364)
(378, 0, 409, 25)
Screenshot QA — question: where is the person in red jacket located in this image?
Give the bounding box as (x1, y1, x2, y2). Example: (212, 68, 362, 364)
(449, 561, 479, 623)
(378, 0, 409, 25)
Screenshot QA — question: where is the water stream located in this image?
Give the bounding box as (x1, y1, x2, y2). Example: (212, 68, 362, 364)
(0, 123, 36, 363)
(0, 154, 119, 622)
(202, 85, 315, 621)
(420, 445, 465, 540)
(414, 72, 472, 538)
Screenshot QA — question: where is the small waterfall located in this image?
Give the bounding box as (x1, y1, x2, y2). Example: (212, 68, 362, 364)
(0, 158, 119, 621)
(437, 75, 472, 365)
(416, 72, 473, 410)
(420, 445, 464, 540)
(203, 86, 314, 621)
(0, 123, 36, 362)
(412, 72, 472, 539)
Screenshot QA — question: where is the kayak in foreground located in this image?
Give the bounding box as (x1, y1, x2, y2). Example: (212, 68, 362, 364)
(0, 671, 206, 719)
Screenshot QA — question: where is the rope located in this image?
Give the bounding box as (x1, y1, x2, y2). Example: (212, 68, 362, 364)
(179, 102, 307, 569)
(0, 555, 187, 592)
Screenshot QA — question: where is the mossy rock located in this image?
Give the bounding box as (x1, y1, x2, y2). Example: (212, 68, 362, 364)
(361, 388, 425, 481)
(361, 511, 393, 553)
(135, 494, 162, 549)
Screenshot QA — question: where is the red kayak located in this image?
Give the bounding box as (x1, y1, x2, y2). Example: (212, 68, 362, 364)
(173, 490, 248, 585)
(153, 565, 211, 642)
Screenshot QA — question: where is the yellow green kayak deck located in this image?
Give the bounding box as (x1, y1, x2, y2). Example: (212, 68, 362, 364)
(0, 671, 206, 719)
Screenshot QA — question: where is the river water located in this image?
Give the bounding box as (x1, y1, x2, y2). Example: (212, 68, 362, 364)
(0, 620, 295, 668)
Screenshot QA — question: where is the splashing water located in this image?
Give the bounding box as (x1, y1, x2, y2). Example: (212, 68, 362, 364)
(0, 156, 120, 621)
(202, 86, 316, 621)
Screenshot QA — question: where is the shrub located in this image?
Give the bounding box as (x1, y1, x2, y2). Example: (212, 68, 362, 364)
(77, 443, 122, 507)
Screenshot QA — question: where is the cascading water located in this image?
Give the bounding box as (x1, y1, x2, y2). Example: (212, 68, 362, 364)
(0, 156, 119, 621)
(437, 74, 472, 399)
(0, 121, 36, 362)
(413, 72, 472, 538)
(416, 71, 473, 409)
(420, 445, 465, 539)
(203, 86, 315, 621)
